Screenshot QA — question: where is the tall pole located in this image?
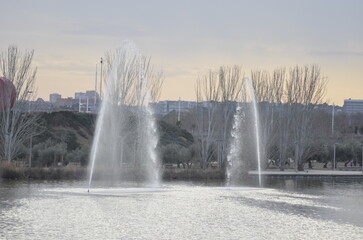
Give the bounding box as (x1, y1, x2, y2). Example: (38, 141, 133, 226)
(78, 98, 81, 112)
(94, 64, 98, 112)
(294, 141, 299, 172)
(332, 104, 335, 137)
(27, 91, 33, 113)
(332, 104, 336, 170)
(219, 139, 223, 169)
(100, 58, 103, 100)
(29, 135, 32, 168)
(178, 97, 181, 122)
(361, 144, 363, 174)
(5, 133, 10, 161)
(333, 143, 336, 170)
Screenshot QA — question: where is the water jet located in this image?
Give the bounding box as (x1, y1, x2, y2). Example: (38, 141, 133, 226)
(227, 77, 262, 187)
(88, 41, 160, 191)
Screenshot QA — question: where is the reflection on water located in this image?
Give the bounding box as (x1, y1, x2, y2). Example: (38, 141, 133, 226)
(0, 179, 362, 240)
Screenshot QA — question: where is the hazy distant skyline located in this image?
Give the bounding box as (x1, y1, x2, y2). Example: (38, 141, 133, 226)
(1, 0, 362, 106)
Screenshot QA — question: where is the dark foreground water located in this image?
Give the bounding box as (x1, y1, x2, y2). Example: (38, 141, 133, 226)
(0, 178, 362, 239)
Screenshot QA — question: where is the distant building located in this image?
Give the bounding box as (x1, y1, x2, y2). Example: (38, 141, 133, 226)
(75, 90, 99, 100)
(30, 98, 52, 112)
(74, 90, 99, 113)
(53, 97, 79, 110)
(150, 100, 237, 115)
(78, 98, 98, 113)
(151, 100, 198, 115)
(343, 99, 363, 114)
(49, 93, 61, 103)
(312, 103, 343, 114)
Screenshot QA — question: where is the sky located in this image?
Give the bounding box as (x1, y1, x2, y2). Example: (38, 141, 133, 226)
(0, 0, 362, 106)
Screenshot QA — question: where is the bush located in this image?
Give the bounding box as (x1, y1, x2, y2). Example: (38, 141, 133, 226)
(66, 147, 89, 166)
(0, 162, 23, 179)
(65, 131, 80, 151)
(160, 143, 199, 167)
(32, 139, 67, 167)
(162, 168, 225, 180)
(158, 121, 194, 147)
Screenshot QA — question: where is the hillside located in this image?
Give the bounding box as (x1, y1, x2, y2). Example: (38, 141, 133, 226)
(30, 111, 194, 167)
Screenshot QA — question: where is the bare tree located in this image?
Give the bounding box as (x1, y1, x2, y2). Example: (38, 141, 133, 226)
(194, 70, 220, 169)
(194, 66, 244, 169)
(250, 66, 327, 171)
(287, 65, 327, 170)
(251, 70, 275, 169)
(104, 51, 164, 105)
(0, 46, 40, 162)
(271, 68, 292, 170)
(218, 66, 243, 168)
(146, 67, 164, 103)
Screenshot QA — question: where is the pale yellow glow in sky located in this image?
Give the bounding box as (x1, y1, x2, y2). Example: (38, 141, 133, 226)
(1, 0, 362, 106)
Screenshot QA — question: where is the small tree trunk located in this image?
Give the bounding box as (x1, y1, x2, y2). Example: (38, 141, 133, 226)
(298, 161, 304, 171)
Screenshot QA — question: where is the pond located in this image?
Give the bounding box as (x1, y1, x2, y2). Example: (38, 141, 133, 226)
(1, 178, 362, 239)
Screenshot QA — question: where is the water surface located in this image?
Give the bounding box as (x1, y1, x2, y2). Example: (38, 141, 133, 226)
(0, 179, 362, 239)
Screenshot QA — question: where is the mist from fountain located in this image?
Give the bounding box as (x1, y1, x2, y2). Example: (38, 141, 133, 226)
(88, 41, 160, 191)
(227, 77, 262, 187)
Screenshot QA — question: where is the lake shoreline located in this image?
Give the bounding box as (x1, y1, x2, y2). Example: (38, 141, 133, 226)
(0, 164, 226, 181)
(1, 164, 363, 181)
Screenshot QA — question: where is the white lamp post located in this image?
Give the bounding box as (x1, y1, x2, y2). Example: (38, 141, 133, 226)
(332, 104, 335, 137)
(27, 91, 33, 113)
(100, 57, 103, 100)
(294, 141, 299, 172)
(333, 143, 337, 171)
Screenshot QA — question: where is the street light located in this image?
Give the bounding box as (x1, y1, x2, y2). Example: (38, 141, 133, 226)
(333, 143, 337, 170)
(361, 144, 363, 174)
(94, 64, 98, 112)
(100, 57, 103, 100)
(27, 91, 33, 113)
(332, 104, 335, 137)
(28, 135, 32, 168)
(294, 141, 299, 172)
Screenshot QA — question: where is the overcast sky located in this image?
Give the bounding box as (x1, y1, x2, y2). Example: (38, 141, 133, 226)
(1, 0, 362, 105)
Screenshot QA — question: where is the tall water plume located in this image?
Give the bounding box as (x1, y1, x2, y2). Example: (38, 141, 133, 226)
(88, 41, 160, 190)
(227, 77, 262, 186)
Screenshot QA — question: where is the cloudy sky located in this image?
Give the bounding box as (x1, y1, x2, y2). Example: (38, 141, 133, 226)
(1, 0, 362, 105)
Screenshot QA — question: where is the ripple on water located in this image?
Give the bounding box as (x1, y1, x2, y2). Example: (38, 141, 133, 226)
(0, 182, 362, 240)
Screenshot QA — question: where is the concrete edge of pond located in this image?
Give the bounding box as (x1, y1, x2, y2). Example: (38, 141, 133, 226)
(249, 169, 363, 177)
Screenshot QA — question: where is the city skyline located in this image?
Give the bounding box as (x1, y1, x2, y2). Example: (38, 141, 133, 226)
(1, 0, 362, 106)
(44, 88, 360, 107)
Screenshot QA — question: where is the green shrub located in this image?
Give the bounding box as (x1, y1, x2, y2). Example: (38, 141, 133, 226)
(0, 163, 23, 179)
(66, 147, 89, 166)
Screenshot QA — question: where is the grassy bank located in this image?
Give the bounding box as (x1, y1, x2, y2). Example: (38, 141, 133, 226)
(162, 168, 225, 180)
(0, 163, 226, 181)
(0, 163, 86, 180)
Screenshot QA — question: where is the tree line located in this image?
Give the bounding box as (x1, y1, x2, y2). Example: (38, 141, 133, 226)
(1, 45, 362, 172)
(163, 65, 362, 171)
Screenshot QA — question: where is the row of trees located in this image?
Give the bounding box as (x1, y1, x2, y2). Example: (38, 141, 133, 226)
(0, 46, 40, 162)
(0, 44, 165, 168)
(191, 65, 331, 171)
(194, 66, 243, 169)
(1, 45, 360, 172)
(32, 139, 89, 167)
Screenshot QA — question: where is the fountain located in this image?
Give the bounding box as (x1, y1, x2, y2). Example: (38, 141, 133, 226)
(227, 77, 262, 187)
(88, 41, 160, 191)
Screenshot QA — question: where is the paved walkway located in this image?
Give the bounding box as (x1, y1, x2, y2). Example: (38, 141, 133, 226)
(249, 169, 363, 177)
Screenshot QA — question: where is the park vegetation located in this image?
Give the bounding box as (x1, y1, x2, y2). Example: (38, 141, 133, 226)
(1, 45, 362, 180)
(162, 65, 363, 172)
